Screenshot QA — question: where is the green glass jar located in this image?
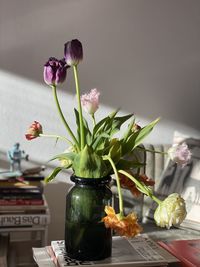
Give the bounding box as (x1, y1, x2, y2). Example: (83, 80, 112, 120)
(65, 175, 112, 261)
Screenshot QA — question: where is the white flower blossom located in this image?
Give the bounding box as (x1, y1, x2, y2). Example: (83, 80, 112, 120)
(154, 193, 187, 229)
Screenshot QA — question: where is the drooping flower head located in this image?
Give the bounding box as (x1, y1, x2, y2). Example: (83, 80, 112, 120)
(119, 172, 155, 197)
(81, 88, 100, 115)
(25, 121, 43, 140)
(168, 142, 191, 167)
(44, 57, 67, 86)
(154, 193, 187, 229)
(102, 206, 142, 238)
(64, 39, 83, 66)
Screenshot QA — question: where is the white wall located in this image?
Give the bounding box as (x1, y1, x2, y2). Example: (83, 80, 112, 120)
(1, 0, 200, 242)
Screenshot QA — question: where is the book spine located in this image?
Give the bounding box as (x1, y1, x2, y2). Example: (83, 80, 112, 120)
(0, 194, 43, 200)
(0, 181, 43, 187)
(0, 213, 50, 227)
(22, 176, 45, 181)
(0, 199, 44, 205)
(0, 188, 43, 194)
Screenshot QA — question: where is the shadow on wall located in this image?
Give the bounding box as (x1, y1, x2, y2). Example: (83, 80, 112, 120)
(44, 181, 72, 243)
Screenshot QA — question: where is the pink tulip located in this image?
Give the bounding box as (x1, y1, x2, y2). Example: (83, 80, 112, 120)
(81, 88, 100, 115)
(168, 142, 191, 167)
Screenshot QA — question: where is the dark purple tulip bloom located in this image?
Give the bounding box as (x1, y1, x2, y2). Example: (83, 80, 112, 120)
(64, 39, 83, 66)
(43, 57, 67, 86)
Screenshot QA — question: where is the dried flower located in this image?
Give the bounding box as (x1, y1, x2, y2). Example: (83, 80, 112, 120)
(119, 172, 155, 197)
(154, 193, 187, 229)
(44, 57, 67, 86)
(25, 121, 43, 140)
(64, 39, 83, 66)
(168, 142, 191, 167)
(102, 206, 142, 238)
(81, 88, 100, 115)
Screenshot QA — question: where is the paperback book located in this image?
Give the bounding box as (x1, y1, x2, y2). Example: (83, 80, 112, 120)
(0, 209, 50, 227)
(0, 198, 44, 206)
(0, 195, 48, 213)
(158, 239, 200, 267)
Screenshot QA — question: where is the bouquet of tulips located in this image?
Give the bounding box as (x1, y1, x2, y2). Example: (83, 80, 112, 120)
(26, 39, 191, 237)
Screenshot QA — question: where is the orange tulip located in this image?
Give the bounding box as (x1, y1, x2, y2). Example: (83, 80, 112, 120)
(102, 206, 142, 238)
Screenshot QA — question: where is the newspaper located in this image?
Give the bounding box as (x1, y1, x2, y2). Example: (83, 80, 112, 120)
(48, 235, 179, 267)
(32, 247, 57, 267)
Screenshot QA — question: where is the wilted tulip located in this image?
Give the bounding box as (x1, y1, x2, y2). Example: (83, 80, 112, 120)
(25, 121, 43, 140)
(43, 57, 67, 86)
(154, 193, 187, 229)
(81, 88, 100, 115)
(64, 39, 83, 66)
(102, 206, 142, 238)
(168, 142, 191, 167)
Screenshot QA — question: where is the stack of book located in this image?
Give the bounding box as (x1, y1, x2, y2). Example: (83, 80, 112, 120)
(0, 167, 50, 228)
(32, 235, 180, 267)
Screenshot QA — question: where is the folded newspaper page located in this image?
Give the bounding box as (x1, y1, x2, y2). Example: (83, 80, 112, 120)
(32, 247, 57, 267)
(48, 235, 178, 267)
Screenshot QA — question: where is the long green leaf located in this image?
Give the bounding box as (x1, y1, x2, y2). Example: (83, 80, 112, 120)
(48, 152, 76, 162)
(106, 114, 133, 135)
(92, 109, 119, 137)
(121, 118, 160, 155)
(132, 118, 160, 149)
(116, 158, 145, 170)
(122, 119, 135, 143)
(44, 167, 63, 183)
(91, 133, 110, 150)
(74, 109, 92, 145)
(108, 141, 122, 164)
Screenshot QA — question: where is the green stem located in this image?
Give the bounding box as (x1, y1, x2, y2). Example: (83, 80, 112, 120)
(92, 114, 96, 127)
(103, 156, 124, 217)
(52, 85, 80, 151)
(152, 195, 162, 205)
(118, 170, 161, 205)
(39, 134, 73, 146)
(73, 66, 85, 150)
(138, 146, 167, 155)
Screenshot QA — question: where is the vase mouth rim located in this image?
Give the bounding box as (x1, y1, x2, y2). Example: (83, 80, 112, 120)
(70, 175, 111, 185)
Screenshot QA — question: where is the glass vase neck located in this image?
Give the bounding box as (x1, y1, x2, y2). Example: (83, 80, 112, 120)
(70, 175, 111, 186)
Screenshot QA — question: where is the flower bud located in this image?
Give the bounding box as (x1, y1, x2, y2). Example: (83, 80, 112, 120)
(25, 121, 43, 140)
(43, 57, 67, 86)
(81, 88, 100, 115)
(132, 123, 141, 133)
(154, 193, 187, 229)
(168, 142, 191, 167)
(64, 39, 83, 66)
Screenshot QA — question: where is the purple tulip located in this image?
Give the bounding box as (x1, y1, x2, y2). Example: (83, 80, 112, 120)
(43, 57, 67, 86)
(64, 39, 83, 66)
